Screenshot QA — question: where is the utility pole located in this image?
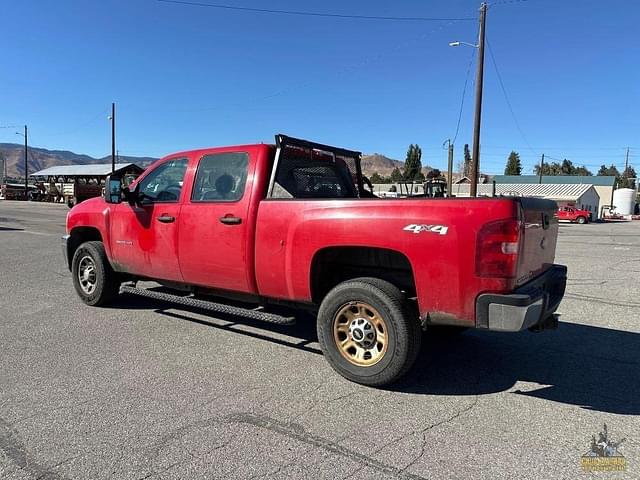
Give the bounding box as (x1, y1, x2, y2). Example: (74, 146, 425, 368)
(470, 2, 487, 197)
(444, 139, 454, 197)
(111, 103, 116, 173)
(624, 147, 629, 176)
(447, 142, 454, 197)
(538, 153, 545, 184)
(24, 125, 28, 199)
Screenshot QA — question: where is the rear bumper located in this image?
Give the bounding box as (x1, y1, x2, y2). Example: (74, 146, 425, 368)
(476, 264, 567, 332)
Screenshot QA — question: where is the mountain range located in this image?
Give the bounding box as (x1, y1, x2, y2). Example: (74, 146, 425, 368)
(0, 143, 157, 179)
(0, 143, 431, 179)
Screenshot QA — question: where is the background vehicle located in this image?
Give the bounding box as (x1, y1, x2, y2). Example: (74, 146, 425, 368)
(63, 134, 567, 386)
(557, 205, 591, 224)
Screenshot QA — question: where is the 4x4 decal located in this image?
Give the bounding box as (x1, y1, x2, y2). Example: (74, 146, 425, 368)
(403, 224, 449, 235)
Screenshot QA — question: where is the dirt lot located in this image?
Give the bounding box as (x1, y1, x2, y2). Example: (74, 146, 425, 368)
(1, 200, 638, 479)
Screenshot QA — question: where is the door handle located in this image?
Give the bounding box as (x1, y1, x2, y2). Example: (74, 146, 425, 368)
(219, 216, 242, 225)
(157, 215, 175, 223)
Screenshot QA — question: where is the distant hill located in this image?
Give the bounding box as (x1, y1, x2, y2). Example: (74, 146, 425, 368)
(0, 143, 432, 180)
(0, 143, 158, 178)
(361, 153, 433, 178)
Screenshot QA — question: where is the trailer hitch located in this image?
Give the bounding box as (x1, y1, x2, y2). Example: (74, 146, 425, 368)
(528, 314, 559, 333)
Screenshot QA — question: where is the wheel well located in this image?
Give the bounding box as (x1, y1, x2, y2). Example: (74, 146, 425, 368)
(67, 227, 103, 269)
(310, 247, 416, 304)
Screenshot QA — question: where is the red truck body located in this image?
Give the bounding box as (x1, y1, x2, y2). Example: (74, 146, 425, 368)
(64, 135, 567, 385)
(557, 206, 591, 223)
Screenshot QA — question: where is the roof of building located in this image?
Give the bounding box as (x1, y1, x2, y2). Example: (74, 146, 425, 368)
(493, 175, 616, 187)
(30, 163, 143, 177)
(451, 183, 599, 201)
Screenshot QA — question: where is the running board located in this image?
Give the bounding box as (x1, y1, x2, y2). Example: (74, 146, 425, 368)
(119, 285, 296, 325)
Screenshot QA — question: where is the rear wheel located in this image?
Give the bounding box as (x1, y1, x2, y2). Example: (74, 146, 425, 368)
(71, 241, 120, 306)
(576, 216, 587, 224)
(317, 278, 421, 386)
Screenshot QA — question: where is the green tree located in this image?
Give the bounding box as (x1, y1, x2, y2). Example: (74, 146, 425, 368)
(390, 167, 403, 182)
(534, 159, 592, 176)
(598, 163, 635, 188)
(619, 166, 636, 188)
(463, 144, 472, 178)
(403, 144, 423, 181)
(598, 164, 620, 177)
(369, 172, 384, 184)
(427, 168, 443, 180)
(504, 151, 522, 175)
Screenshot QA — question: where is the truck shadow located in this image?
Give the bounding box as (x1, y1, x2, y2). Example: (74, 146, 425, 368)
(395, 323, 640, 415)
(115, 293, 639, 415)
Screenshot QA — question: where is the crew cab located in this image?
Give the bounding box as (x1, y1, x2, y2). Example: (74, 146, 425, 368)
(557, 205, 591, 224)
(63, 135, 567, 386)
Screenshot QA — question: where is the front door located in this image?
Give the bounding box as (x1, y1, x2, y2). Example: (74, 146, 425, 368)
(178, 151, 253, 293)
(110, 157, 189, 281)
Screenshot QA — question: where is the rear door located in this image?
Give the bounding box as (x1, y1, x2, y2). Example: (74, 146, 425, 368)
(178, 151, 254, 293)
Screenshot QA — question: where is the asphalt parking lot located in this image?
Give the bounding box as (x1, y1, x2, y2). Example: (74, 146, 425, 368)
(1, 200, 638, 479)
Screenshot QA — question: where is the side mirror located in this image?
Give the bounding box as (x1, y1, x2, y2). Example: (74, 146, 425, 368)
(105, 175, 122, 204)
(125, 182, 142, 207)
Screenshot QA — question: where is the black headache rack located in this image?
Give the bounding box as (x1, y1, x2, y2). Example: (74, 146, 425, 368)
(275, 134, 362, 160)
(269, 134, 365, 198)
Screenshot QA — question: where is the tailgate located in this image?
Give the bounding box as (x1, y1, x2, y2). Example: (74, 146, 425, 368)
(516, 197, 559, 286)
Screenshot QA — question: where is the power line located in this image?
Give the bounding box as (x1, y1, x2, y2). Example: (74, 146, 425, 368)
(48, 109, 110, 138)
(486, 38, 537, 156)
(489, 0, 529, 6)
(156, 0, 476, 21)
(124, 16, 466, 115)
(481, 145, 637, 151)
(452, 48, 476, 144)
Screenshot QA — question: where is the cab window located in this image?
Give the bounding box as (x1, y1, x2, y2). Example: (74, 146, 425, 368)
(138, 158, 188, 203)
(191, 152, 249, 202)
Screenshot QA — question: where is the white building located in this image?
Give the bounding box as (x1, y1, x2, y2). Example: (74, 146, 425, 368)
(451, 183, 601, 218)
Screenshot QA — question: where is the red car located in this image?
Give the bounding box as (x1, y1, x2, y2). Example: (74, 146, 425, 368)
(63, 135, 566, 386)
(557, 206, 591, 224)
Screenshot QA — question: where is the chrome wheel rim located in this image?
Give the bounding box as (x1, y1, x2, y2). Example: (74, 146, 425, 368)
(333, 302, 388, 367)
(77, 255, 97, 295)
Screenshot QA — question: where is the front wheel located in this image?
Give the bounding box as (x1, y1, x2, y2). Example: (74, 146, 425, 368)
(317, 278, 421, 387)
(71, 241, 120, 306)
(576, 216, 587, 224)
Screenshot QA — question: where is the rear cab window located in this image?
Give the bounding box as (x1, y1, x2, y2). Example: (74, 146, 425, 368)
(191, 152, 249, 202)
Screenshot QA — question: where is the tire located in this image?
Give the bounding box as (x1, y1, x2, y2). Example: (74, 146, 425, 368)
(576, 216, 586, 224)
(71, 241, 120, 306)
(317, 277, 421, 387)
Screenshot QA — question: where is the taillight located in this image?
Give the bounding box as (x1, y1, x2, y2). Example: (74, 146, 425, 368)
(476, 218, 522, 278)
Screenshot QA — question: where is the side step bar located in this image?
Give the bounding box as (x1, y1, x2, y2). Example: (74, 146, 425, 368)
(120, 285, 296, 326)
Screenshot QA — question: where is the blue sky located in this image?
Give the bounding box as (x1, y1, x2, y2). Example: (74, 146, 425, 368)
(1, 0, 638, 174)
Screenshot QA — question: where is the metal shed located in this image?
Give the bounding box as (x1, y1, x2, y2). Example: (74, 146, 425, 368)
(30, 163, 143, 206)
(451, 183, 601, 218)
(493, 175, 616, 219)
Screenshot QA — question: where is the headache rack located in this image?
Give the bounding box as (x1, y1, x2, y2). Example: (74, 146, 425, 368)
(267, 134, 365, 199)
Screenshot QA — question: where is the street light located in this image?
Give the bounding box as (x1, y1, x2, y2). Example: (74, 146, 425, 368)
(448, 41, 478, 48)
(449, 2, 487, 197)
(15, 126, 28, 200)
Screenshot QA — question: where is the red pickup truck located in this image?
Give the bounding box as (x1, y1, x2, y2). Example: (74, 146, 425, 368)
(63, 135, 567, 386)
(557, 206, 591, 224)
